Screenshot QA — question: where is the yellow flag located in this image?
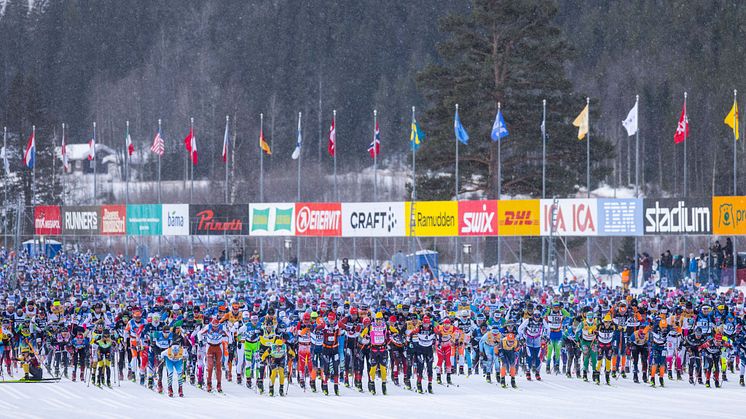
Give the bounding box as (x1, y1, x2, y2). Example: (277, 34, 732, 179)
(724, 99, 739, 140)
(573, 104, 589, 140)
(259, 129, 272, 155)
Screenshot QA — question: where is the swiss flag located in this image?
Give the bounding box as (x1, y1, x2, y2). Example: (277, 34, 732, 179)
(674, 100, 689, 144)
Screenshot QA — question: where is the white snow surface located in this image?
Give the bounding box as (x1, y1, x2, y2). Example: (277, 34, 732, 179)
(3, 371, 744, 418)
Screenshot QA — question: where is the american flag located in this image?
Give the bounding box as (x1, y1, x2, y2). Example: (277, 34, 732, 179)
(151, 132, 164, 156)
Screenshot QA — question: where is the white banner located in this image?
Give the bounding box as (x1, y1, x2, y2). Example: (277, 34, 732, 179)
(540, 199, 598, 236)
(162, 204, 189, 236)
(341, 202, 406, 237)
(249, 203, 295, 236)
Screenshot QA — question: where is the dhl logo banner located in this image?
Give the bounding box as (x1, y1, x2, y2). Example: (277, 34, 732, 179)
(497, 200, 540, 236)
(405, 201, 458, 237)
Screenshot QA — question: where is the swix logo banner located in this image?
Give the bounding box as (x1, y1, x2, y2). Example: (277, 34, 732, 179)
(458, 200, 497, 236)
(341, 202, 405, 237)
(189, 205, 249, 235)
(540, 199, 598, 236)
(497, 200, 540, 236)
(295, 202, 342, 237)
(598, 198, 643, 236)
(34, 205, 62, 235)
(100, 205, 127, 235)
(643, 198, 711, 235)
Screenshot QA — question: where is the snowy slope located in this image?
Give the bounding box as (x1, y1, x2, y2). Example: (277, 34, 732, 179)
(2, 371, 744, 419)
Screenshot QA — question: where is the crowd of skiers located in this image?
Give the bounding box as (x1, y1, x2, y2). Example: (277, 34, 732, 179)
(1, 247, 745, 397)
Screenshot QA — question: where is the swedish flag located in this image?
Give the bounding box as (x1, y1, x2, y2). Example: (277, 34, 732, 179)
(410, 117, 426, 151)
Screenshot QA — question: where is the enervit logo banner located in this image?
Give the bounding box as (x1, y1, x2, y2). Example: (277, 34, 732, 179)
(713, 196, 746, 235)
(62, 206, 100, 235)
(100, 205, 127, 235)
(497, 200, 540, 236)
(341, 202, 405, 237)
(597, 198, 643, 236)
(190, 205, 249, 235)
(458, 200, 497, 236)
(540, 199, 598, 236)
(405, 201, 458, 237)
(162, 204, 189, 236)
(126, 204, 162, 236)
(34, 205, 62, 235)
(643, 198, 711, 235)
(295, 202, 342, 237)
(249, 203, 295, 236)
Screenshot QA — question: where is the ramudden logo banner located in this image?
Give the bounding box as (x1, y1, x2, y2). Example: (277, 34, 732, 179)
(249, 203, 295, 236)
(341, 202, 405, 237)
(540, 199, 598, 236)
(496, 200, 540, 236)
(406, 201, 458, 237)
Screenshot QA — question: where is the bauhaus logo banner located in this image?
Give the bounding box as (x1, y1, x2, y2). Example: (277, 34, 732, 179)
(295, 202, 342, 237)
(189, 205, 249, 236)
(249, 203, 295, 236)
(458, 200, 497, 236)
(540, 199, 598, 236)
(62, 206, 100, 235)
(643, 198, 711, 235)
(161, 204, 189, 236)
(34, 205, 62, 235)
(406, 201, 458, 237)
(712, 196, 746, 235)
(496, 200, 540, 236)
(341, 202, 405, 237)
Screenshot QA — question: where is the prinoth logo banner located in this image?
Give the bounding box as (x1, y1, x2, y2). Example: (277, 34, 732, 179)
(540, 199, 598, 236)
(643, 198, 711, 235)
(458, 200, 497, 236)
(189, 205, 249, 235)
(341, 202, 405, 237)
(100, 205, 126, 235)
(62, 206, 100, 235)
(34, 205, 62, 235)
(295, 202, 342, 237)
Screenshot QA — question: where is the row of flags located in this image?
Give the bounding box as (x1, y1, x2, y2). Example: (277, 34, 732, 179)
(7, 94, 741, 174)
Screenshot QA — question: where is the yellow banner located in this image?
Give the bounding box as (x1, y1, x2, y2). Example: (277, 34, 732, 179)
(497, 200, 541, 236)
(712, 196, 746, 235)
(405, 201, 459, 237)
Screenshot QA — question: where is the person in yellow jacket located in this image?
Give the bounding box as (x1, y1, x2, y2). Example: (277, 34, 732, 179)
(261, 337, 295, 397)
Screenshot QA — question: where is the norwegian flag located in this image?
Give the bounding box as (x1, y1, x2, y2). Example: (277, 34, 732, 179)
(126, 133, 134, 156)
(328, 114, 336, 157)
(368, 120, 381, 158)
(151, 132, 164, 156)
(61, 128, 69, 171)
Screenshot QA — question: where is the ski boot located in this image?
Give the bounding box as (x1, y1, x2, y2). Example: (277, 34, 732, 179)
(157, 382, 163, 394)
(468, 367, 472, 377)
(237, 374, 242, 385)
(269, 386, 275, 397)
(546, 364, 551, 374)
(368, 380, 376, 395)
(179, 385, 184, 397)
(723, 372, 728, 382)
(334, 383, 339, 396)
(642, 372, 648, 383)
(459, 366, 464, 375)
(526, 371, 532, 381)
(740, 375, 745, 386)
(668, 370, 673, 381)
(659, 376, 664, 387)
(689, 375, 694, 385)
(511, 377, 517, 388)
(566, 370, 572, 379)
(705, 379, 711, 388)
(650, 377, 656, 388)
(486, 373, 492, 383)
(190, 373, 195, 386)
(553, 365, 560, 375)
(714, 378, 720, 388)
(605, 371, 610, 385)
(436, 373, 442, 384)
(118, 370, 124, 382)
(620, 370, 627, 379)
(676, 371, 682, 381)
(535, 370, 542, 381)
(611, 370, 617, 379)
(428, 382, 433, 394)
(404, 377, 412, 390)
(247, 377, 252, 389)
(322, 383, 329, 395)
(633, 372, 639, 383)
(501, 376, 507, 388)
(147, 376, 154, 390)
(446, 373, 452, 385)
(72, 370, 77, 382)
(356, 379, 364, 392)
(80, 369, 85, 382)
(697, 376, 703, 385)
(168, 387, 174, 398)
(583, 370, 588, 382)
(310, 380, 317, 393)
(280, 384, 285, 396)
(417, 381, 423, 393)
(382, 382, 387, 395)
(207, 383, 213, 393)
(593, 371, 600, 385)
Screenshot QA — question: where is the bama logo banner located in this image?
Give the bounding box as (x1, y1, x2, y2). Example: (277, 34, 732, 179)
(713, 196, 746, 235)
(341, 202, 405, 237)
(458, 200, 497, 236)
(496, 200, 540, 236)
(62, 206, 100, 235)
(249, 203, 295, 236)
(126, 204, 162, 236)
(597, 198, 643, 236)
(643, 199, 711, 235)
(405, 201, 458, 237)
(34, 206, 62, 235)
(540, 199, 598, 236)
(161, 204, 189, 236)
(100, 205, 127, 235)
(295, 203, 342, 237)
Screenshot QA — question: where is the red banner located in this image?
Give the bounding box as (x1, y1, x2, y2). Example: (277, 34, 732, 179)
(100, 205, 126, 235)
(458, 200, 498, 236)
(295, 203, 342, 236)
(34, 205, 62, 235)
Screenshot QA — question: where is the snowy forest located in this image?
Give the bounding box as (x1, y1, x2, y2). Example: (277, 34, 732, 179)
(0, 0, 745, 207)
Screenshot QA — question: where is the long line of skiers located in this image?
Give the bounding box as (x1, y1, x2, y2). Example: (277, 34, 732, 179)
(0, 249, 745, 397)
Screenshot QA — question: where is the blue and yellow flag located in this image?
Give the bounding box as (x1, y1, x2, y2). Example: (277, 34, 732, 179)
(410, 118, 425, 151)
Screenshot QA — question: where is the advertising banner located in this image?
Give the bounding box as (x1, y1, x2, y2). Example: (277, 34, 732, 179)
(249, 203, 295, 236)
(189, 204, 249, 235)
(34, 205, 62, 235)
(341, 202, 405, 237)
(405, 201, 458, 237)
(597, 198, 643, 236)
(62, 206, 100, 236)
(100, 205, 127, 235)
(712, 196, 746, 235)
(162, 204, 189, 236)
(643, 198, 711, 235)
(295, 202, 342, 237)
(458, 200, 498, 236)
(496, 200, 540, 236)
(540, 199, 598, 236)
(126, 204, 162, 236)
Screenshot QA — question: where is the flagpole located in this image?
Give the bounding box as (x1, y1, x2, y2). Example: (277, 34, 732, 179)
(297, 111, 302, 269)
(411, 106, 416, 258)
(225, 115, 229, 264)
(259, 113, 264, 263)
(497, 102, 502, 283)
(32, 125, 36, 206)
(3, 126, 7, 248)
(541, 99, 546, 287)
(733, 89, 738, 287)
(157, 118, 163, 257)
(455, 104, 460, 273)
(373, 109, 379, 265)
(634, 94, 640, 288)
(585, 97, 591, 287)
(189, 117, 194, 258)
(683, 92, 688, 197)
(125, 120, 129, 260)
(91, 122, 96, 204)
(332, 110, 338, 268)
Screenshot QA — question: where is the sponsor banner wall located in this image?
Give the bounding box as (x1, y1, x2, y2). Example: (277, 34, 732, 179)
(643, 198, 711, 235)
(713, 196, 746, 235)
(62, 206, 100, 235)
(405, 201, 458, 237)
(458, 200, 498, 236)
(597, 198, 643, 236)
(34, 205, 62, 235)
(126, 204, 162, 236)
(162, 204, 189, 236)
(540, 199, 598, 236)
(496, 200, 540, 236)
(341, 202, 405, 237)
(189, 204, 249, 235)
(100, 205, 127, 235)
(249, 203, 295, 236)
(295, 202, 342, 237)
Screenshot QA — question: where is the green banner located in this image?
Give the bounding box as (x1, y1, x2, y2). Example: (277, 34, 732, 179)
(127, 204, 162, 235)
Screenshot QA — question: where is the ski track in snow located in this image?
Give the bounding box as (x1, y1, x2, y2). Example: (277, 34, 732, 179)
(1, 372, 745, 419)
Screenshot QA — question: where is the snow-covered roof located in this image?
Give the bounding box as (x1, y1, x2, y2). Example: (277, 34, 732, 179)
(54, 143, 116, 162)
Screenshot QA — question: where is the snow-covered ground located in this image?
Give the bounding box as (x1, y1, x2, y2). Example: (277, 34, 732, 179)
(3, 370, 744, 418)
